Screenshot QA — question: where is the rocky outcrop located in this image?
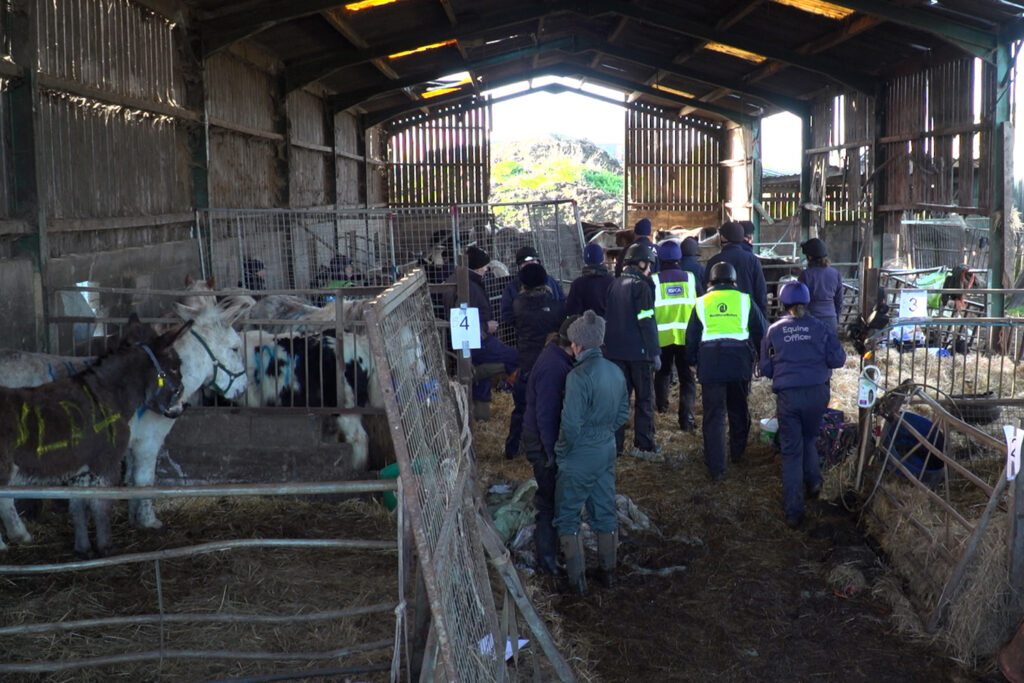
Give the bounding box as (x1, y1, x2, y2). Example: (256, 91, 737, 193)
(491, 135, 623, 226)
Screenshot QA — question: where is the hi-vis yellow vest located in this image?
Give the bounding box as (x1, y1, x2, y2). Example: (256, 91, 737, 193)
(693, 289, 751, 342)
(651, 272, 696, 347)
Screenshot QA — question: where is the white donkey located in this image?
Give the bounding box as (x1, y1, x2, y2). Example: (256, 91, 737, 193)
(0, 290, 254, 530)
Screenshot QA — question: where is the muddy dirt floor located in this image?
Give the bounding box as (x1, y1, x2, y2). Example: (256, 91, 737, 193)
(0, 383, 1013, 682)
(473, 387, 1007, 683)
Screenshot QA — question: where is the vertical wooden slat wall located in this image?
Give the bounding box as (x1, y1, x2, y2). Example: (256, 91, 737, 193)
(880, 56, 989, 236)
(385, 104, 492, 207)
(624, 104, 722, 226)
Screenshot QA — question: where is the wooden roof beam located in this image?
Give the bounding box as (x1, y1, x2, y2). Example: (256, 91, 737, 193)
(286, 3, 577, 90)
(368, 75, 727, 134)
(590, 16, 629, 69)
(321, 8, 402, 84)
(587, 0, 875, 93)
(743, 14, 880, 86)
(831, 0, 997, 61)
(580, 39, 809, 115)
(326, 37, 576, 110)
(202, 0, 357, 54)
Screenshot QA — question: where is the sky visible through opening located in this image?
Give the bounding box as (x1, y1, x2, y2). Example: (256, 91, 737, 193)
(492, 59, 1024, 182)
(491, 89, 802, 173)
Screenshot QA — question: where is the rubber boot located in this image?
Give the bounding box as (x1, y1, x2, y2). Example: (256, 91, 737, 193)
(559, 534, 587, 596)
(534, 521, 559, 575)
(596, 531, 617, 589)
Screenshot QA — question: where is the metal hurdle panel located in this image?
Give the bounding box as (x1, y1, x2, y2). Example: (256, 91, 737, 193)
(364, 270, 505, 682)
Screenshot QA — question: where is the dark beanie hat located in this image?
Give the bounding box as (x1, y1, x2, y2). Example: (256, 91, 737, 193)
(519, 261, 547, 289)
(740, 220, 755, 237)
(466, 246, 490, 270)
(515, 245, 539, 265)
(657, 240, 682, 262)
(567, 310, 606, 349)
(681, 237, 699, 256)
(801, 237, 828, 259)
(634, 218, 652, 236)
(719, 221, 744, 243)
(559, 314, 581, 343)
(583, 243, 605, 265)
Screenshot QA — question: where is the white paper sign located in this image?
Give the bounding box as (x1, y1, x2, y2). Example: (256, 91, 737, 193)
(1005, 425, 1024, 481)
(449, 305, 481, 355)
(899, 289, 929, 319)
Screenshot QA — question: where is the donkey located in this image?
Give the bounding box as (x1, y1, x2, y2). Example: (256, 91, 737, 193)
(0, 315, 189, 557)
(0, 279, 254, 531)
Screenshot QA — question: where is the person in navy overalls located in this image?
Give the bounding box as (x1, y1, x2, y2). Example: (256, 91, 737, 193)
(759, 282, 846, 529)
(797, 238, 845, 335)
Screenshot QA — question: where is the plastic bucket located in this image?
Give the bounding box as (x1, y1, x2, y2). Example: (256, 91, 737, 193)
(379, 462, 400, 511)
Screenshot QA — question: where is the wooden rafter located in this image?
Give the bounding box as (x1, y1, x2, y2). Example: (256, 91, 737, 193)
(285, 3, 577, 90)
(831, 0, 996, 59)
(586, 0, 876, 93)
(579, 39, 809, 115)
(325, 37, 576, 109)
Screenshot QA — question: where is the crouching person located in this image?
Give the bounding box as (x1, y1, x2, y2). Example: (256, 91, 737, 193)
(759, 282, 846, 529)
(553, 311, 630, 595)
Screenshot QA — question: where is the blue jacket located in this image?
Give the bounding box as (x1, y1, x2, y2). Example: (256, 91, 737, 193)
(500, 273, 564, 324)
(760, 313, 846, 391)
(685, 284, 767, 383)
(679, 256, 706, 296)
(798, 265, 844, 320)
(604, 268, 661, 362)
(512, 288, 566, 372)
(442, 267, 492, 325)
(554, 347, 630, 462)
(566, 265, 615, 316)
(524, 342, 574, 458)
(705, 244, 768, 314)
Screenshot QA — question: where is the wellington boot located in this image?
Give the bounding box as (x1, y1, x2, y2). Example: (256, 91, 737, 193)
(559, 534, 587, 596)
(596, 532, 617, 589)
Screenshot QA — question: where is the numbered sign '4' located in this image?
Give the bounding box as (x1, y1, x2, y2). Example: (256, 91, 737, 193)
(449, 305, 481, 357)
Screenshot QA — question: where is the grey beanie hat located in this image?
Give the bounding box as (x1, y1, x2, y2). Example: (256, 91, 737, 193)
(567, 310, 606, 349)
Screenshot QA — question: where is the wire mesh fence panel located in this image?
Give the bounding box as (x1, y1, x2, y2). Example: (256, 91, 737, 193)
(365, 271, 504, 682)
(899, 217, 989, 271)
(197, 209, 397, 292)
(865, 319, 1024, 403)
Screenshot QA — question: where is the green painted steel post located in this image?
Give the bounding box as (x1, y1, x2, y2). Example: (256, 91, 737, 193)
(799, 113, 812, 244)
(751, 117, 762, 239)
(989, 42, 1012, 317)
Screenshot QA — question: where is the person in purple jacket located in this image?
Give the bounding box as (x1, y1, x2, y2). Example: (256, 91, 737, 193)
(759, 282, 846, 529)
(797, 238, 844, 335)
(566, 243, 615, 316)
(522, 315, 578, 575)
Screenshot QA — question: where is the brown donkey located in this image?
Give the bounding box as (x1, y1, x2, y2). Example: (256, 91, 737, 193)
(0, 315, 189, 557)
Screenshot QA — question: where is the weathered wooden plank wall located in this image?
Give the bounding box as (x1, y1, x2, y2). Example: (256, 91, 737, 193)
(287, 88, 329, 208)
(35, 0, 192, 254)
(385, 105, 491, 207)
(624, 105, 722, 228)
(206, 51, 281, 208)
(880, 58, 989, 229)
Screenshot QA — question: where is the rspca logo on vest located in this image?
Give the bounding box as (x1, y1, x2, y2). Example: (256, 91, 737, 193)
(666, 285, 683, 296)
